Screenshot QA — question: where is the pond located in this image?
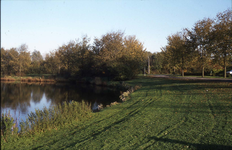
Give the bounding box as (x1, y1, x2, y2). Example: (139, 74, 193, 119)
(1, 82, 121, 128)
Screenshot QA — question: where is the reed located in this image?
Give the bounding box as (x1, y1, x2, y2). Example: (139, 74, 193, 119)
(1, 111, 19, 143)
(19, 100, 92, 135)
(1, 101, 92, 143)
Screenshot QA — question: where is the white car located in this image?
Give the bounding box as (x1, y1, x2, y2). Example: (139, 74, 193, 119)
(226, 70, 232, 75)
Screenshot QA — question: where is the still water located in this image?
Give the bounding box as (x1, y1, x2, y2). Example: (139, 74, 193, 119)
(1, 82, 121, 126)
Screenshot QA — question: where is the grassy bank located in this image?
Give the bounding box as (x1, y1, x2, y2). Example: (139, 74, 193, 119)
(2, 77, 232, 149)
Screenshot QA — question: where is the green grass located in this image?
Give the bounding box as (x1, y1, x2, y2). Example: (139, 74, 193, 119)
(1, 77, 232, 150)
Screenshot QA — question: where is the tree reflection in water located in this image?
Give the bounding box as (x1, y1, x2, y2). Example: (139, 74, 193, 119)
(1, 82, 120, 123)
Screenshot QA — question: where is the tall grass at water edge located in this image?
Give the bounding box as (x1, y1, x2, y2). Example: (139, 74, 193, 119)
(1, 101, 92, 143)
(1, 111, 19, 143)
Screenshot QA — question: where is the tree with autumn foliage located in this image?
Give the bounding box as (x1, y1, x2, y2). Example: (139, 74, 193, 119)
(44, 51, 61, 75)
(92, 31, 125, 78)
(74, 36, 94, 77)
(54, 37, 93, 77)
(92, 31, 146, 80)
(212, 9, 232, 78)
(1, 44, 31, 76)
(30, 50, 44, 74)
(119, 35, 147, 79)
(186, 18, 214, 77)
(163, 31, 193, 76)
(17, 44, 31, 76)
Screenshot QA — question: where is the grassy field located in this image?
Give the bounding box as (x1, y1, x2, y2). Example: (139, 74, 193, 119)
(2, 77, 232, 150)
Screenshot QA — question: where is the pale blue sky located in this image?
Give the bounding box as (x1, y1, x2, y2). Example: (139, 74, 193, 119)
(1, 0, 231, 57)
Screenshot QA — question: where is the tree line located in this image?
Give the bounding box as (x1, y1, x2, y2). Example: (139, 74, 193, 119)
(1, 10, 231, 79)
(1, 31, 147, 80)
(149, 9, 232, 78)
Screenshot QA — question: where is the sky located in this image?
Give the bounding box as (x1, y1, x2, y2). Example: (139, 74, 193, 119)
(1, 0, 231, 57)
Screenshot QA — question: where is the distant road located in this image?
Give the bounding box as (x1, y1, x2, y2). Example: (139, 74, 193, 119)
(150, 75, 232, 82)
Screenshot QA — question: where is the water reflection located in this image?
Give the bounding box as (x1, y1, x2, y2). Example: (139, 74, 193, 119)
(1, 82, 120, 124)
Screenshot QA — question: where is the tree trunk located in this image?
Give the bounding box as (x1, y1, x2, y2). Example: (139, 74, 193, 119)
(224, 65, 226, 78)
(201, 46, 204, 78)
(202, 66, 204, 78)
(181, 57, 184, 77)
(224, 56, 226, 78)
(182, 69, 184, 77)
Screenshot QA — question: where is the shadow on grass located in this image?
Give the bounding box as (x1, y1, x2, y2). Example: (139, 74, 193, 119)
(148, 136, 232, 150)
(63, 109, 141, 148)
(61, 100, 143, 148)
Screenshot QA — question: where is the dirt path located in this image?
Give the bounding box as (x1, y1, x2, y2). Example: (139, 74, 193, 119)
(150, 75, 232, 82)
